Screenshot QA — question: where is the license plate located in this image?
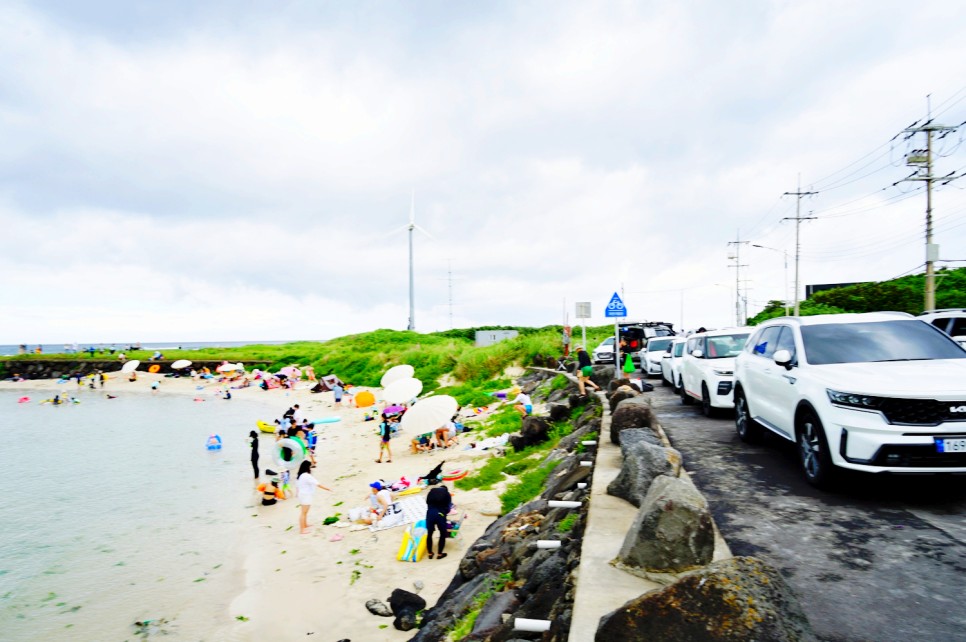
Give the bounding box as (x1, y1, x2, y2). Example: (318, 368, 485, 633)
(936, 438, 966, 453)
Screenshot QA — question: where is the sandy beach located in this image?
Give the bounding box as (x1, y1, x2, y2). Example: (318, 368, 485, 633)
(7, 372, 504, 641)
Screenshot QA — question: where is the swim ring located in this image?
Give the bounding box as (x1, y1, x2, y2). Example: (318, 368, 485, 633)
(206, 434, 223, 450)
(272, 438, 306, 470)
(148, 364, 161, 373)
(441, 469, 469, 482)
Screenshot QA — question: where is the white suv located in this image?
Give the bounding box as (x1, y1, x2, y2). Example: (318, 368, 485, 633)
(661, 337, 687, 391)
(639, 336, 676, 378)
(918, 309, 966, 348)
(679, 328, 752, 417)
(733, 312, 966, 488)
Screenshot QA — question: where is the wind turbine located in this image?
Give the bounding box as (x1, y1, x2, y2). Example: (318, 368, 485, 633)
(393, 191, 432, 331)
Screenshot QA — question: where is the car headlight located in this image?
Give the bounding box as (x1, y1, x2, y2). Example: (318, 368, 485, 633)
(826, 389, 883, 409)
(712, 369, 733, 376)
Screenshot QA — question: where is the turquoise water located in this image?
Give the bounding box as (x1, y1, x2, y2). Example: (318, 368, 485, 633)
(0, 389, 273, 640)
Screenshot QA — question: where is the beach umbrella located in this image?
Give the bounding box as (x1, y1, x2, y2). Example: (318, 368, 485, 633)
(121, 360, 140, 373)
(171, 359, 192, 370)
(399, 395, 459, 434)
(382, 377, 423, 404)
(278, 365, 301, 379)
(355, 390, 376, 407)
(380, 364, 415, 388)
(216, 362, 243, 373)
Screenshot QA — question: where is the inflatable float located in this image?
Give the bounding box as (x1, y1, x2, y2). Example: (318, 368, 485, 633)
(441, 469, 469, 482)
(205, 434, 223, 450)
(312, 417, 341, 425)
(256, 420, 276, 434)
(148, 364, 161, 373)
(395, 486, 424, 497)
(17, 396, 30, 403)
(396, 519, 428, 562)
(273, 438, 307, 470)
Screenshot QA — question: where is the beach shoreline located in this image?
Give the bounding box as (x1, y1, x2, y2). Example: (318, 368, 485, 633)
(5, 372, 503, 640)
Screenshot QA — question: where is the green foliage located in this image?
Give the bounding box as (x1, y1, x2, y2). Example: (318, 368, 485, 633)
(549, 375, 570, 391)
(499, 460, 559, 513)
(747, 267, 966, 325)
(556, 513, 579, 533)
(448, 572, 515, 640)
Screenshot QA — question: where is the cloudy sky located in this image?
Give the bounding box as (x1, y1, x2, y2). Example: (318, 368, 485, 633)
(2, 0, 965, 344)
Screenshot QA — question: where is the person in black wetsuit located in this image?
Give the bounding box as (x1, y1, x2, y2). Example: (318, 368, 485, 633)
(249, 430, 260, 482)
(425, 484, 452, 559)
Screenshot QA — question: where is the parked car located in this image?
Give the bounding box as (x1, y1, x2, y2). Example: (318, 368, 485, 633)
(660, 337, 687, 391)
(679, 328, 752, 417)
(918, 309, 966, 348)
(592, 336, 615, 364)
(639, 336, 676, 377)
(733, 312, 966, 488)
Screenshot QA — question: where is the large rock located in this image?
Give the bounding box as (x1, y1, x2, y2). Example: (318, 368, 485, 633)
(542, 454, 592, 499)
(618, 427, 662, 448)
(609, 397, 654, 445)
(469, 590, 519, 638)
(608, 387, 639, 412)
(616, 475, 714, 573)
(557, 418, 600, 452)
(408, 573, 498, 642)
(388, 588, 426, 631)
(547, 402, 571, 422)
(596, 557, 817, 642)
(607, 436, 680, 507)
(590, 365, 614, 388)
(509, 416, 551, 451)
(365, 598, 393, 617)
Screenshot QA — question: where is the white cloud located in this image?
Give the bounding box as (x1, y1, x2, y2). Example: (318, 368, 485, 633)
(1, 0, 965, 343)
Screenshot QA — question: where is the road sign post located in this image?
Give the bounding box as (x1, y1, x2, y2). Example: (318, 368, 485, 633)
(575, 302, 591, 350)
(605, 293, 627, 380)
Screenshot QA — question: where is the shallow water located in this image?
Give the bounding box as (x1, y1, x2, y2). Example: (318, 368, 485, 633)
(0, 388, 277, 640)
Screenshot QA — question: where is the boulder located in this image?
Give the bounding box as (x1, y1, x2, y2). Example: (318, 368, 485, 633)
(542, 455, 591, 499)
(469, 590, 519, 638)
(590, 365, 614, 388)
(365, 598, 393, 617)
(408, 573, 498, 642)
(509, 416, 551, 451)
(607, 377, 632, 392)
(618, 427, 662, 448)
(609, 397, 654, 445)
(607, 438, 680, 507)
(547, 402, 571, 422)
(557, 419, 600, 452)
(547, 389, 569, 403)
(596, 557, 817, 642)
(608, 387, 639, 412)
(616, 475, 715, 573)
(388, 588, 426, 631)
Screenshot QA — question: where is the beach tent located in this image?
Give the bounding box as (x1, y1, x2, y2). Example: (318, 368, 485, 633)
(311, 374, 345, 392)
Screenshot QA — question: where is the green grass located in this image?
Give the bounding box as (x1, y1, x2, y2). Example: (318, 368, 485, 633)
(447, 572, 514, 640)
(499, 460, 559, 513)
(556, 513, 579, 533)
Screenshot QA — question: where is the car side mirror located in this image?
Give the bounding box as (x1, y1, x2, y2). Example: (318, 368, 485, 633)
(773, 349, 793, 369)
(691, 349, 704, 358)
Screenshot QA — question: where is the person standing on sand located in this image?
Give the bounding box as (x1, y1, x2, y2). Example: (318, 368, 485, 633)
(296, 460, 331, 534)
(249, 430, 260, 482)
(332, 383, 344, 406)
(375, 418, 393, 463)
(574, 346, 600, 396)
(425, 484, 452, 559)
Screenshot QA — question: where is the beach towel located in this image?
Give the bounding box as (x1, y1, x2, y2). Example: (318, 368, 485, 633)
(368, 496, 426, 532)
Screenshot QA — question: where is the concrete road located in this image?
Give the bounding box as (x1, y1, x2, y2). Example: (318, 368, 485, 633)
(646, 382, 966, 642)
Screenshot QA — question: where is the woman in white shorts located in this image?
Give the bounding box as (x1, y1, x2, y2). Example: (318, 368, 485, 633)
(296, 460, 331, 534)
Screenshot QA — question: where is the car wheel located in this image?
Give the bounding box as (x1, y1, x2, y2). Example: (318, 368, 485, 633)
(679, 380, 693, 405)
(674, 376, 683, 395)
(700, 383, 717, 418)
(661, 372, 670, 387)
(734, 388, 763, 443)
(797, 410, 835, 488)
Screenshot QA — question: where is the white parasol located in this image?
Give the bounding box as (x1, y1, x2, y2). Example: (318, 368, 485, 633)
(382, 377, 423, 404)
(216, 362, 243, 373)
(121, 360, 140, 373)
(399, 395, 459, 434)
(380, 364, 415, 388)
(171, 359, 192, 370)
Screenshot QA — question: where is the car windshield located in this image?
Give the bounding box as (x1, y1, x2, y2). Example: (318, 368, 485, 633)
(704, 333, 749, 359)
(647, 338, 673, 352)
(801, 320, 966, 365)
(599, 337, 614, 347)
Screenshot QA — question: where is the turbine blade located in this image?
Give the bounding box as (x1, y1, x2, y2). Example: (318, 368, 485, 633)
(410, 189, 415, 225)
(379, 223, 410, 240)
(413, 224, 434, 240)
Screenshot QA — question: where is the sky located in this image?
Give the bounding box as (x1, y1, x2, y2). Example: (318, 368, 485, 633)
(2, 0, 966, 344)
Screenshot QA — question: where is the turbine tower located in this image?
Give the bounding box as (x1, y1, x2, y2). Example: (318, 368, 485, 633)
(400, 190, 431, 331)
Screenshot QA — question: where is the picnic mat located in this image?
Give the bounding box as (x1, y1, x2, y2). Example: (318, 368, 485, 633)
(369, 496, 427, 532)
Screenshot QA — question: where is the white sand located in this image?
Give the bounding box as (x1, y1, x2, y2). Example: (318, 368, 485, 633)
(5, 372, 504, 640)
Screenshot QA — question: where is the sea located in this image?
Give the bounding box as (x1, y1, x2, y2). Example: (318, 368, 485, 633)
(0, 387, 279, 641)
(0, 340, 303, 357)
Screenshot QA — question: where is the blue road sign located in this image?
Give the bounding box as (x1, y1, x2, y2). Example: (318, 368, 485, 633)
(605, 292, 627, 318)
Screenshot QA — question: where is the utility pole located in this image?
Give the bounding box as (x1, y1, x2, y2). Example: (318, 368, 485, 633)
(902, 102, 959, 311)
(727, 233, 749, 326)
(783, 175, 817, 316)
